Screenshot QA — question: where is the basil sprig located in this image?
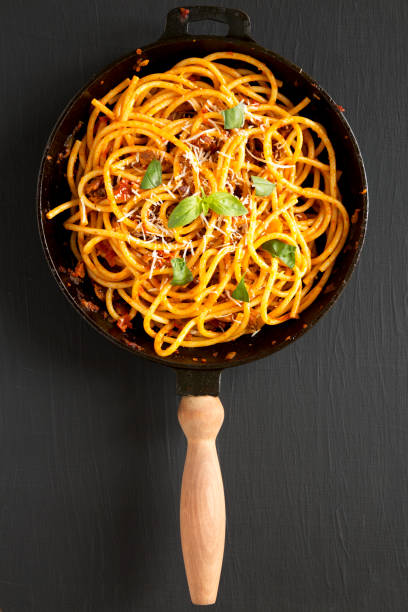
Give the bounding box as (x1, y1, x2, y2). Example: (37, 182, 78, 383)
(231, 275, 250, 302)
(168, 191, 247, 228)
(171, 258, 193, 285)
(167, 195, 202, 228)
(251, 175, 276, 197)
(140, 159, 162, 190)
(221, 103, 246, 129)
(262, 239, 296, 269)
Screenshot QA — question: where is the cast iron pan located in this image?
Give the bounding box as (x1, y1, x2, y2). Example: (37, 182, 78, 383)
(37, 6, 368, 605)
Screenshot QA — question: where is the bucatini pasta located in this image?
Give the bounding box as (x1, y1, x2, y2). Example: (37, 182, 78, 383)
(47, 52, 349, 356)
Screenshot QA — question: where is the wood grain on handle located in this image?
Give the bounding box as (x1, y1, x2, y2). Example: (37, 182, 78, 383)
(178, 395, 225, 606)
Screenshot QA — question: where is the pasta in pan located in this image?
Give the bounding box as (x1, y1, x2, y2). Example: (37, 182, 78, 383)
(47, 52, 349, 357)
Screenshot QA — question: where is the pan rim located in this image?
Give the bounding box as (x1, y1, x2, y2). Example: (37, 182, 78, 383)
(37, 34, 368, 371)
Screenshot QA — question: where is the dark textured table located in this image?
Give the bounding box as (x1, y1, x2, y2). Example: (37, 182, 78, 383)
(1, 1, 407, 610)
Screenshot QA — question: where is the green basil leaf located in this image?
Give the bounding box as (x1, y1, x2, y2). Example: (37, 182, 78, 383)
(204, 192, 247, 217)
(140, 159, 162, 190)
(262, 239, 296, 269)
(221, 103, 246, 129)
(251, 175, 276, 197)
(231, 276, 250, 302)
(170, 258, 193, 286)
(168, 195, 203, 228)
(201, 199, 210, 215)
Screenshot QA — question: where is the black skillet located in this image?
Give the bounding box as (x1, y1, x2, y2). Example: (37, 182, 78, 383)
(37, 6, 368, 605)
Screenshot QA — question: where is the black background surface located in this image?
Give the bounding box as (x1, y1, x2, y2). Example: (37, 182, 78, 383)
(0, 1, 407, 611)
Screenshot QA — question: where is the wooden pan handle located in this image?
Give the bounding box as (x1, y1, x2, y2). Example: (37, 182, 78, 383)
(178, 395, 225, 605)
